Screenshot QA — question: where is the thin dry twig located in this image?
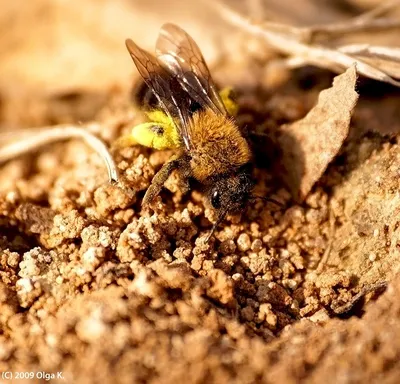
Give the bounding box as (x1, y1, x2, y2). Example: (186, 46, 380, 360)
(339, 44, 400, 63)
(304, 18, 400, 43)
(256, 17, 400, 45)
(338, 44, 400, 79)
(0, 125, 119, 183)
(332, 280, 388, 315)
(351, 0, 400, 23)
(215, 1, 400, 87)
(302, 0, 400, 42)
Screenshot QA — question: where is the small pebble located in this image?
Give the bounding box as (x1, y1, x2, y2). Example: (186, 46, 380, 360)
(237, 234, 251, 252)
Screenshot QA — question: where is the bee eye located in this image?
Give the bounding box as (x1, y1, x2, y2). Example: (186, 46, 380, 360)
(211, 190, 221, 209)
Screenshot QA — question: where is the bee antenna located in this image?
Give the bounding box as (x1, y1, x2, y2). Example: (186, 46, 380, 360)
(251, 195, 284, 207)
(204, 224, 217, 243)
(205, 208, 229, 243)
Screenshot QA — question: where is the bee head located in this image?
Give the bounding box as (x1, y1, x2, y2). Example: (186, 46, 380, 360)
(204, 167, 254, 241)
(209, 172, 254, 212)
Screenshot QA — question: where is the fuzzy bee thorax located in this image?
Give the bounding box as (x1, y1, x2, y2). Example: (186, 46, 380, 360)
(188, 109, 251, 182)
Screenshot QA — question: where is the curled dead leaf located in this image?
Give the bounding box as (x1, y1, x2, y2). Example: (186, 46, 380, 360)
(278, 65, 359, 201)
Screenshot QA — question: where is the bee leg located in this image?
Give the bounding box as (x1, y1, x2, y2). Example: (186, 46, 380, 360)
(177, 174, 190, 195)
(143, 156, 188, 206)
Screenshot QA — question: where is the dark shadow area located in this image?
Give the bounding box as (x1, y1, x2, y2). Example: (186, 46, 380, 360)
(0, 224, 41, 253)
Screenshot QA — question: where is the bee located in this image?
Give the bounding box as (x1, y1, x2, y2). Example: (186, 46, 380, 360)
(119, 23, 258, 241)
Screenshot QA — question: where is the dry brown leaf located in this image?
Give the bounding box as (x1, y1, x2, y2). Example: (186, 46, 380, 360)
(278, 65, 359, 201)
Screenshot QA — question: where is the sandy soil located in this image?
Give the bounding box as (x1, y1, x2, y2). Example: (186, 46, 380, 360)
(0, 1, 400, 383)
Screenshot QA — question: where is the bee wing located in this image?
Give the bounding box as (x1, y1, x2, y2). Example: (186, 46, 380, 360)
(155, 23, 227, 116)
(125, 38, 193, 150)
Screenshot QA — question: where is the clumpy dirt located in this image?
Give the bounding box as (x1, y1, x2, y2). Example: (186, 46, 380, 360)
(1, 1, 400, 383)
